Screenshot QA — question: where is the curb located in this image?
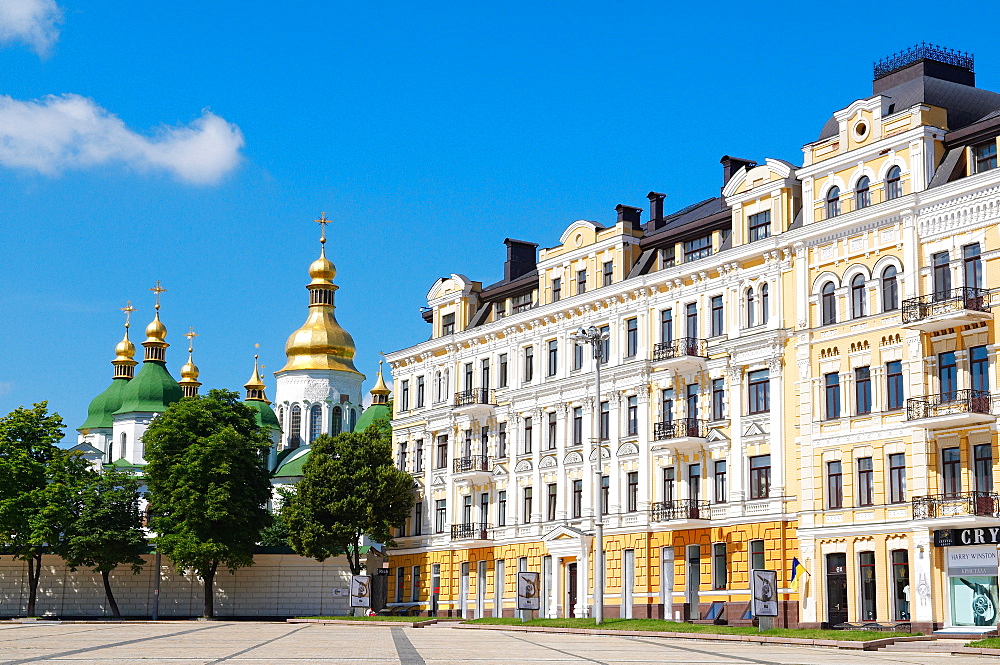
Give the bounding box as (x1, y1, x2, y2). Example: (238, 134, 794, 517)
(287, 618, 441, 628)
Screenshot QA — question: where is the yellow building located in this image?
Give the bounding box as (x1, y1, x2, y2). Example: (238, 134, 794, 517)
(385, 44, 1000, 633)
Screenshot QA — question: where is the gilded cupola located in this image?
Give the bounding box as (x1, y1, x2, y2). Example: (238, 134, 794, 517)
(370, 360, 391, 405)
(113, 301, 138, 380)
(142, 281, 169, 362)
(178, 328, 201, 398)
(278, 214, 361, 375)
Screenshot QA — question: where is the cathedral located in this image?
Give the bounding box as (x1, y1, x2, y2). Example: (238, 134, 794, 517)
(74, 218, 391, 481)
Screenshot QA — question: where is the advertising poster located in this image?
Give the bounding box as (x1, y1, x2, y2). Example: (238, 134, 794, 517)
(350, 575, 372, 608)
(751, 569, 778, 617)
(516, 571, 541, 610)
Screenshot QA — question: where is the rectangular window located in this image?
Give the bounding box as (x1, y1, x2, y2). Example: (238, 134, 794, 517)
(627, 471, 638, 512)
(576, 269, 587, 295)
(685, 302, 698, 339)
(523, 346, 534, 382)
(933, 251, 951, 299)
(499, 354, 508, 388)
(415, 439, 423, 472)
(414, 501, 423, 535)
(495, 300, 506, 319)
(748, 210, 771, 242)
(857, 457, 874, 507)
(662, 467, 675, 502)
(512, 293, 532, 314)
(748, 369, 770, 414)
(714, 460, 727, 504)
(522, 487, 532, 523)
(943, 447, 961, 497)
(497, 490, 506, 527)
(441, 313, 455, 336)
(712, 542, 727, 590)
(416, 376, 425, 408)
(479, 493, 488, 523)
(710, 295, 724, 336)
(939, 351, 957, 399)
(397, 567, 406, 602)
(481, 358, 490, 388)
(886, 360, 903, 410)
(522, 417, 532, 454)
(749, 455, 770, 500)
(547, 340, 558, 377)
(824, 372, 841, 420)
(859, 551, 877, 621)
(435, 499, 446, 533)
(855, 366, 871, 415)
(683, 235, 713, 262)
(688, 463, 701, 503)
(462, 494, 473, 524)
(975, 443, 993, 493)
(971, 345, 989, 393)
(412, 565, 421, 603)
(464, 363, 473, 390)
(398, 442, 408, 471)
(546, 412, 557, 450)
(660, 244, 676, 268)
(480, 426, 489, 457)
(964, 243, 983, 289)
(400, 380, 410, 411)
(572, 479, 583, 518)
(546, 483, 557, 521)
(660, 309, 673, 344)
(600, 475, 609, 516)
(711, 378, 725, 420)
(891, 550, 910, 621)
(686, 383, 698, 420)
(497, 422, 507, 458)
(572, 341, 583, 370)
(973, 140, 998, 174)
(625, 318, 638, 357)
(603, 260, 614, 286)
(626, 396, 638, 436)
(436, 435, 448, 469)
(888, 453, 906, 503)
(551, 277, 561, 303)
(661, 388, 674, 423)
(749, 539, 765, 571)
(827, 460, 843, 509)
(462, 429, 472, 459)
(599, 401, 609, 440)
(599, 325, 610, 364)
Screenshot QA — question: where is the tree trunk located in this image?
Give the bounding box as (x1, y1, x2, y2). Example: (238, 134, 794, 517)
(202, 561, 218, 618)
(102, 570, 121, 618)
(25, 553, 40, 617)
(349, 536, 362, 616)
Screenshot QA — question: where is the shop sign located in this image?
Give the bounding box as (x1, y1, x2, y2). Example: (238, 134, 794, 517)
(936, 528, 1000, 547)
(947, 547, 999, 577)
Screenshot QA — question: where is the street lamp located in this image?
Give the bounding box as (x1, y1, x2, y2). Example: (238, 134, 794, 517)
(569, 325, 609, 625)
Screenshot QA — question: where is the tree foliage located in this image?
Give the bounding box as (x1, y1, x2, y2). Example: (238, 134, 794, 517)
(0, 403, 91, 616)
(63, 468, 147, 617)
(143, 389, 272, 618)
(282, 419, 415, 575)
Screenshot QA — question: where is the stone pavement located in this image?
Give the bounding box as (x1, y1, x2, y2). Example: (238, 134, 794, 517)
(0, 621, 994, 664)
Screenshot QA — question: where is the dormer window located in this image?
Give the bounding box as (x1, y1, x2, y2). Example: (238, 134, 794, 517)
(442, 313, 455, 335)
(748, 211, 771, 242)
(495, 301, 506, 319)
(683, 235, 712, 262)
(855, 176, 871, 209)
(660, 245, 676, 268)
(826, 187, 841, 218)
(512, 293, 532, 314)
(973, 140, 998, 174)
(885, 167, 902, 200)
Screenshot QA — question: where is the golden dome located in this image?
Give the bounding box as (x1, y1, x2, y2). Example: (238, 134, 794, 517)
(114, 331, 136, 362)
(145, 312, 167, 343)
(309, 253, 336, 282)
(370, 361, 391, 396)
(279, 307, 361, 374)
(245, 355, 265, 391)
(180, 359, 199, 380)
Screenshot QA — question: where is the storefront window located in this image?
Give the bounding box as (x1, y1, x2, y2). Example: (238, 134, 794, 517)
(950, 576, 999, 627)
(892, 549, 910, 621)
(859, 551, 877, 621)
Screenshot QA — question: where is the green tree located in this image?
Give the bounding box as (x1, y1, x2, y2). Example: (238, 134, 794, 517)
(143, 389, 272, 618)
(0, 403, 91, 616)
(63, 468, 147, 617)
(282, 419, 414, 576)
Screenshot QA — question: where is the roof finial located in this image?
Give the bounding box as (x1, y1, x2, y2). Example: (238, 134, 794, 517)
(150, 280, 167, 311)
(121, 301, 136, 329)
(315, 212, 329, 255)
(184, 327, 198, 359)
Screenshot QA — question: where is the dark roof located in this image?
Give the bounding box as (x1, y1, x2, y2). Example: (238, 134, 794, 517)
(642, 197, 729, 248)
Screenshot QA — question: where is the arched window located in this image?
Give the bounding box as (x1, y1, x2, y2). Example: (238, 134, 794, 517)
(855, 176, 871, 209)
(882, 266, 899, 311)
(309, 405, 323, 443)
(277, 406, 284, 426)
(761, 283, 770, 325)
(746, 288, 756, 327)
(332, 406, 343, 435)
(826, 186, 841, 218)
(851, 274, 867, 319)
(289, 405, 302, 449)
(821, 282, 837, 325)
(119, 432, 127, 460)
(348, 408, 357, 432)
(885, 166, 902, 200)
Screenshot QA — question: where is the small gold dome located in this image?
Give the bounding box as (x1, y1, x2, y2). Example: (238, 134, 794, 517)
(245, 356, 265, 390)
(145, 312, 167, 343)
(180, 359, 199, 380)
(114, 332, 136, 361)
(370, 361, 391, 396)
(309, 254, 336, 282)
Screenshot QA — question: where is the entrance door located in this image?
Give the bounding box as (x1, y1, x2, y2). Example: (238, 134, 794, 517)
(686, 544, 700, 620)
(567, 563, 578, 618)
(826, 553, 848, 626)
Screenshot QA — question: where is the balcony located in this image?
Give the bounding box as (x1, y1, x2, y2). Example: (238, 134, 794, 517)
(453, 455, 492, 481)
(906, 390, 994, 428)
(650, 499, 710, 523)
(453, 388, 496, 416)
(451, 522, 491, 540)
(912, 492, 1000, 521)
(651, 418, 708, 454)
(652, 337, 707, 372)
(901, 287, 991, 332)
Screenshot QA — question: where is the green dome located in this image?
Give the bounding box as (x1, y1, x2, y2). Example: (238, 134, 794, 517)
(113, 360, 183, 415)
(355, 403, 390, 433)
(245, 400, 281, 431)
(272, 447, 311, 478)
(79, 377, 130, 430)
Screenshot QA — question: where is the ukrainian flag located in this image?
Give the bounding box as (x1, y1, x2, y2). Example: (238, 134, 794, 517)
(789, 557, 807, 591)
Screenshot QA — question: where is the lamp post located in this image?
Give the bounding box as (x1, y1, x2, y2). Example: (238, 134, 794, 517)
(569, 325, 609, 625)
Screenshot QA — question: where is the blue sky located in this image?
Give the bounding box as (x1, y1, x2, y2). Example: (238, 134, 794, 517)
(2, 0, 999, 439)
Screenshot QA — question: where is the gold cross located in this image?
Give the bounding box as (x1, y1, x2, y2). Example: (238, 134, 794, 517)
(185, 327, 198, 353)
(121, 301, 136, 328)
(315, 212, 329, 245)
(150, 281, 167, 310)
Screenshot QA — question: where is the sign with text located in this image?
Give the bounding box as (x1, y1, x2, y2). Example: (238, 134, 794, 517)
(947, 546, 999, 576)
(350, 575, 372, 608)
(516, 571, 540, 611)
(750, 569, 778, 617)
(936, 528, 1000, 547)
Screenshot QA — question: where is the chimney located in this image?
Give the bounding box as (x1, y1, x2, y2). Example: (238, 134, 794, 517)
(720, 155, 756, 188)
(503, 238, 538, 281)
(647, 192, 666, 230)
(615, 204, 643, 231)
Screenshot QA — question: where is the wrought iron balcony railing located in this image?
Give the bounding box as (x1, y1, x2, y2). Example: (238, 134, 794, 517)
(906, 389, 992, 420)
(653, 337, 707, 361)
(453, 455, 490, 474)
(653, 418, 708, 441)
(451, 522, 490, 540)
(454, 388, 496, 407)
(912, 492, 1000, 520)
(650, 499, 710, 522)
(901, 287, 990, 324)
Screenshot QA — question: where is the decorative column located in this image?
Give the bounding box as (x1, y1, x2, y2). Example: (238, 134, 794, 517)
(550, 556, 563, 618)
(726, 364, 745, 507)
(769, 358, 785, 498)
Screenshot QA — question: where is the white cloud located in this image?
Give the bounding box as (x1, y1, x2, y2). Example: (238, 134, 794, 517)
(0, 94, 245, 184)
(0, 0, 62, 55)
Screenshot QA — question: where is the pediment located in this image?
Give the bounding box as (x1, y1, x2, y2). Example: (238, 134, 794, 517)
(542, 524, 587, 542)
(589, 446, 611, 461)
(492, 464, 508, 476)
(706, 428, 730, 442)
(539, 455, 557, 469)
(743, 421, 766, 437)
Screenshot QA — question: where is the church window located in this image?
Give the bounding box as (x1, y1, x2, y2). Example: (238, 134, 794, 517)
(309, 405, 323, 443)
(289, 406, 302, 449)
(348, 408, 357, 432)
(332, 406, 343, 436)
(119, 432, 126, 460)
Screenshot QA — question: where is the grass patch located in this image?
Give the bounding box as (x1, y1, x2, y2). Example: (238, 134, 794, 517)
(464, 617, 916, 640)
(967, 637, 1000, 649)
(298, 615, 428, 621)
